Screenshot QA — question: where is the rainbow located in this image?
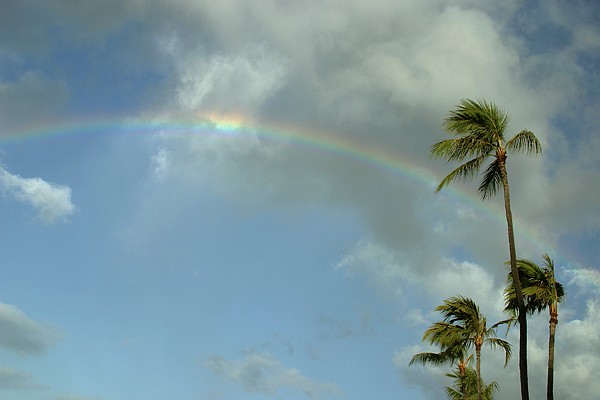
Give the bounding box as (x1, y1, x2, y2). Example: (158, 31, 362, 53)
(2, 112, 554, 259)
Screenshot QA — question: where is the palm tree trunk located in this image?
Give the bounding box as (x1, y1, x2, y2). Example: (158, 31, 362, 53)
(460, 369, 467, 400)
(459, 356, 470, 400)
(498, 155, 529, 400)
(476, 346, 482, 400)
(547, 306, 558, 400)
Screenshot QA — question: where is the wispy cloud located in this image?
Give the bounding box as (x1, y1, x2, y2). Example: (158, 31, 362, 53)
(54, 395, 100, 400)
(0, 165, 76, 224)
(0, 302, 60, 355)
(0, 366, 45, 390)
(206, 351, 340, 399)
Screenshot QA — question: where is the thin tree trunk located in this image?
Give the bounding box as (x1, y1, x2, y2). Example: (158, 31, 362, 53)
(460, 368, 467, 400)
(547, 306, 558, 400)
(498, 155, 529, 400)
(476, 346, 482, 400)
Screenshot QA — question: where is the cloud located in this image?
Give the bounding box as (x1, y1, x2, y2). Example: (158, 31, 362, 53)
(0, 165, 76, 224)
(563, 265, 600, 294)
(0, 302, 60, 355)
(0, 366, 45, 390)
(54, 395, 99, 400)
(0, 71, 69, 133)
(206, 351, 340, 399)
(335, 239, 505, 316)
(140, 0, 566, 270)
(318, 311, 375, 340)
(160, 37, 287, 115)
(151, 147, 170, 180)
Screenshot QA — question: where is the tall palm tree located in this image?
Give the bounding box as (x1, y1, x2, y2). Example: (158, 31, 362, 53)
(431, 98, 541, 400)
(504, 254, 565, 400)
(416, 296, 511, 400)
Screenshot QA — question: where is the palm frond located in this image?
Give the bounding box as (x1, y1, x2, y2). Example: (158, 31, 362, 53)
(445, 366, 499, 400)
(430, 136, 494, 162)
(409, 352, 450, 366)
(443, 99, 509, 142)
(506, 129, 542, 156)
(485, 337, 512, 367)
(504, 255, 565, 317)
(423, 322, 466, 350)
(478, 158, 502, 200)
(435, 155, 487, 193)
(543, 253, 566, 302)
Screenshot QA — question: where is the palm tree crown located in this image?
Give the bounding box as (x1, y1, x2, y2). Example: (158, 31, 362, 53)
(504, 254, 565, 400)
(416, 296, 511, 400)
(431, 98, 541, 199)
(426, 296, 512, 366)
(446, 366, 499, 400)
(504, 254, 565, 317)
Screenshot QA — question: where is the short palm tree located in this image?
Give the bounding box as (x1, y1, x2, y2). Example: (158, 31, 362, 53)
(410, 348, 472, 400)
(415, 296, 511, 400)
(504, 254, 565, 400)
(431, 98, 541, 400)
(446, 366, 499, 400)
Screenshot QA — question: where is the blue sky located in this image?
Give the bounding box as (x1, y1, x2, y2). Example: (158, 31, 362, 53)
(1, 1, 600, 399)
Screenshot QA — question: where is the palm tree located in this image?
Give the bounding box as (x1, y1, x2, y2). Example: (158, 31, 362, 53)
(504, 254, 565, 400)
(446, 366, 499, 400)
(415, 296, 511, 400)
(431, 98, 541, 400)
(410, 349, 472, 400)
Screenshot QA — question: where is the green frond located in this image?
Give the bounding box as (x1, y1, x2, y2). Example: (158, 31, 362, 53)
(409, 349, 464, 366)
(489, 317, 512, 331)
(435, 155, 487, 193)
(443, 99, 510, 142)
(478, 158, 502, 200)
(423, 322, 466, 349)
(506, 129, 542, 156)
(485, 337, 512, 367)
(436, 296, 481, 323)
(430, 135, 495, 162)
(504, 255, 565, 317)
(444, 386, 463, 400)
(542, 254, 566, 302)
(445, 366, 499, 400)
(409, 352, 443, 366)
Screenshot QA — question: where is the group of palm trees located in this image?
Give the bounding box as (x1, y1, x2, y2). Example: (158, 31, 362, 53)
(409, 99, 565, 400)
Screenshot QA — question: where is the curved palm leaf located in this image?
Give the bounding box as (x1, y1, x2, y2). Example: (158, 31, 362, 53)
(479, 158, 502, 200)
(506, 129, 542, 155)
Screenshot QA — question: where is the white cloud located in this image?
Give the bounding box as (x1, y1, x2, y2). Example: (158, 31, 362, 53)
(0, 366, 45, 390)
(0, 302, 60, 355)
(335, 239, 505, 317)
(206, 351, 340, 399)
(151, 147, 170, 180)
(336, 239, 416, 299)
(161, 38, 287, 115)
(0, 165, 76, 224)
(563, 265, 600, 294)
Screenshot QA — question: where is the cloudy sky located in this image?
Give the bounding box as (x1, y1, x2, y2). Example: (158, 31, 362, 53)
(1, 1, 599, 399)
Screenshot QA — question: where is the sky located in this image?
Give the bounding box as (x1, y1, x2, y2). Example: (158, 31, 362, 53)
(0, 1, 599, 399)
